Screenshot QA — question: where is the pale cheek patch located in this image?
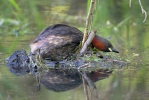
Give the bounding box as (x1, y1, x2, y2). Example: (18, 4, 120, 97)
(108, 48, 112, 52)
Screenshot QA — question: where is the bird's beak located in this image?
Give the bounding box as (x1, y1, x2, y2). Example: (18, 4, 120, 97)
(108, 47, 119, 53)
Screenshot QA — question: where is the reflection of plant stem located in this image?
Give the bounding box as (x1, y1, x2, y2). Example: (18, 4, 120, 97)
(82, 0, 96, 46)
(82, 76, 89, 100)
(81, 1, 96, 99)
(129, 0, 147, 22)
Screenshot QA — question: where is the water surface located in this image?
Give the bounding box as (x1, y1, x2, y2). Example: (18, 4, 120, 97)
(0, 0, 149, 100)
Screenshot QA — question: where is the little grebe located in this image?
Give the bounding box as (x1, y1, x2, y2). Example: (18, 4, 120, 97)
(30, 24, 119, 61)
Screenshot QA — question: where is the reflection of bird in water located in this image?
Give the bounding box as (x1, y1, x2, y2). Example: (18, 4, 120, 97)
(6, 24, 119, 91)
(41, 69, 112, 92)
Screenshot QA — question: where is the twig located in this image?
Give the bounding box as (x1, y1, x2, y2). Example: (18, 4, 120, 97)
(129, 0, 147, 22)
(80, 30, 96, 55)
(138, 0, 147, 22)
(82, 0, 96, 46)
(129, 0, 132, 7)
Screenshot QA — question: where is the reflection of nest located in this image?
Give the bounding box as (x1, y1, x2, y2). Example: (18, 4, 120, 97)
(6, 49, 126, 92)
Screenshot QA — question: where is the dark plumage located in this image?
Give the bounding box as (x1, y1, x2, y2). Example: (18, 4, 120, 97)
(30, 24, 83, 61)
(6, 50, 30, 76)
(41, 69, 112, 92)
(92, 35, 119, 53)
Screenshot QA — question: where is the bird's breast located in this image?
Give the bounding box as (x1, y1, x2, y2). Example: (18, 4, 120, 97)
(91, 37, 105, 51)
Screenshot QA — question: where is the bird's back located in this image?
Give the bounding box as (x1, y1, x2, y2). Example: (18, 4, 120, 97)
(30, 24, 83, 61)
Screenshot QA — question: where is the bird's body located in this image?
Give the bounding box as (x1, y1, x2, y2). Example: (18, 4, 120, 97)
(30, 24, 83, 61)
(30, 24, 119, 61)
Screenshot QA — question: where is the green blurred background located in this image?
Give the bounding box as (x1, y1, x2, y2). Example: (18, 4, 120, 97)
(0, 0, 149, 100)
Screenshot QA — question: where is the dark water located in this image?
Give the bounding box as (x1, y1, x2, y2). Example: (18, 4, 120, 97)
(0, 0, 149, 100)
